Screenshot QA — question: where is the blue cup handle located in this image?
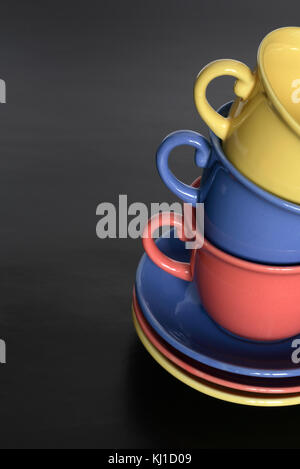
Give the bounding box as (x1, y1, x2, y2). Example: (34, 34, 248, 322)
(156, 130, 212, 205)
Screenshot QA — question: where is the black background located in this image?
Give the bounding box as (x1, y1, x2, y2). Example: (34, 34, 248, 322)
(1, 0, 300, 449)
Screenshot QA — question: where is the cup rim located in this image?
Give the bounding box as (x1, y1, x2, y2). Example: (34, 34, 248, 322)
(209, 101, 300, 214)
(202, 235, 300, 274)
(257, 26, 300, 138)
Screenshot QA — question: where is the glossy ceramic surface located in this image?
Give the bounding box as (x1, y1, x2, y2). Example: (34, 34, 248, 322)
(132, 308, 300, 407)
(144, 212, 300, 341)
(136, 234, 300, 376)
(133, 290, 300, 394)
(194, 27, 300, 204)
(157, 102, 300, 265)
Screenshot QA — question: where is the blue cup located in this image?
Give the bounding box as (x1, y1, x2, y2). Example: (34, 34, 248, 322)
(156, 101, 300, 265)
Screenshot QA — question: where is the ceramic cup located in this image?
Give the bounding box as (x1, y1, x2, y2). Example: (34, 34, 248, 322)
(194, 27, 300, 203)
(143, 211, 300, 342)
(157, 101, 300, 265)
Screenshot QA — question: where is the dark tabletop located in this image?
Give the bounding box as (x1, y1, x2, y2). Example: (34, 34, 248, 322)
(1, 0, 300, 449)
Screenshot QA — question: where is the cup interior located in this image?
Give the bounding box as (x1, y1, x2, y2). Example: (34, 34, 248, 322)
(260, 27, 300, 127)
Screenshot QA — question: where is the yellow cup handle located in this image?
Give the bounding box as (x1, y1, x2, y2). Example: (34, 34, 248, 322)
(194, 59, 256, 140)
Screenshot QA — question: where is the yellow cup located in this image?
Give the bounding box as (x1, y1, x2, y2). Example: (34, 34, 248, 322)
(194, 27, 300, 204)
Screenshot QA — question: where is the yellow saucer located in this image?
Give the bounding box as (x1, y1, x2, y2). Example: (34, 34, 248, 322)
(132, 306, 300, 407)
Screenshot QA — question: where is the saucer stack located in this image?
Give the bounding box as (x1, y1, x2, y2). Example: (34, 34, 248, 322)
(132, 27, 300, 406)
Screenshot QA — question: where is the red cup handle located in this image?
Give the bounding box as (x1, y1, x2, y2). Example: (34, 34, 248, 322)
(142, 212, 193, 282)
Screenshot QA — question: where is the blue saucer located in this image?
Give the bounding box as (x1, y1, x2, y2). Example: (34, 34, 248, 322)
(135, 234, 300, 378)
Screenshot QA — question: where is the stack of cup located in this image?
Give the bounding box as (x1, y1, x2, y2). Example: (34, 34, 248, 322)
(145, 26, 300, 343)
(133, 27, 300, 406)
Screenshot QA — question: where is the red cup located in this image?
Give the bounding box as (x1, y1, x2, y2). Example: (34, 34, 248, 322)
(143, 211, 300, 342)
